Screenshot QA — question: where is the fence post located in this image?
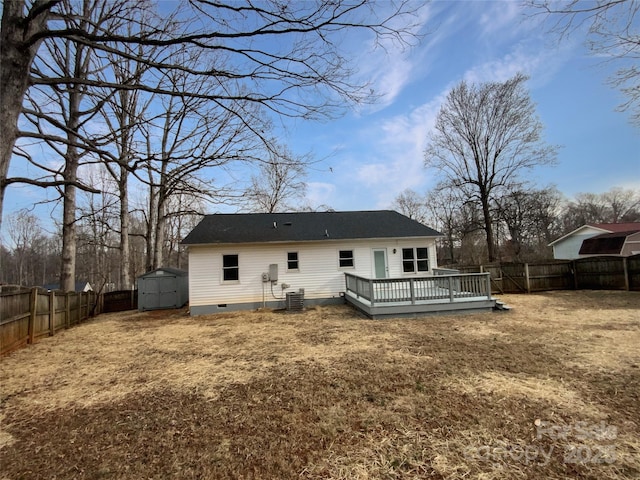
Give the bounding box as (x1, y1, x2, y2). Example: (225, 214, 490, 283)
(28, 287, 38, 344)
(49, 290, 55, 336)
(65, 293, 71, 328)
(524, 263, 531, 293)
(572, 260, 579, 290)
(623, 257, 630, 291)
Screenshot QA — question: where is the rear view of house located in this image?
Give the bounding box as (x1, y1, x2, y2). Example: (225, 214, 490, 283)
(181, 210, 442, 315)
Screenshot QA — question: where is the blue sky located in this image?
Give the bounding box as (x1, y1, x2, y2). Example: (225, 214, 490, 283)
(2, 1, 639, 228)
(284, 1, 640, 211)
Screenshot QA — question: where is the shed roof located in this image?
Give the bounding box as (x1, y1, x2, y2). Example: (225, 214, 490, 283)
(181, 210, 442, 245)
(138, 267, 188, 278)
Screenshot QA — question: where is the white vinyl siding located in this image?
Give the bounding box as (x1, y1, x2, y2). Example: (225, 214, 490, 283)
(188, 238, 438, 308)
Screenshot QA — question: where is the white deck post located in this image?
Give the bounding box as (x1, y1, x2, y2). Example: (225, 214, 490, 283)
(410, 278, 415, 305)
(369, 278, 374, 306)
(486, 273, 492, 299)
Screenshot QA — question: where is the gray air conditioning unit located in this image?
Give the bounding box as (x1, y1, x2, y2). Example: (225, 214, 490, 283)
(285, 289, 304, 311)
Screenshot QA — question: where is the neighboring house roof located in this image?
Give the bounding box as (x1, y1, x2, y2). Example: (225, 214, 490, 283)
(579, 230, 640, 255)
(182, 210, 442, 245)
(548, 224, 611, 247)
(43, 281, 93, 292)
(548, 222, 640, 247)
(588, 222, 640, 233)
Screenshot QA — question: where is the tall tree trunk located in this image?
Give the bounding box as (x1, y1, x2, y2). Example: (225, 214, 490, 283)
(480, 194, 496, 263)
(153, 190, 165, 269)
(119, 164, 131, 289)
(60, 156, 78, 292)
(146, 183, 157, 272)
(59, 83, 81, 292)
(0, 0, 51, 242)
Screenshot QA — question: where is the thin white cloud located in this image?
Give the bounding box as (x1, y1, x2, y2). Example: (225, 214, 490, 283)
(462, 42, 573, 86)
(478, 1, 523, 37)
(307, 1, 587, 211)
(353, 3, 437, 112)
(353, 94, 446, 208)
(350, 33, 578, 209)
(305, 181, 337, 208)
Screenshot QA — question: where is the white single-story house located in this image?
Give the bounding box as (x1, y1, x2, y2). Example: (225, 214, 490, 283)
(549, 223, 640, 259)
(181, 210, 444, 315)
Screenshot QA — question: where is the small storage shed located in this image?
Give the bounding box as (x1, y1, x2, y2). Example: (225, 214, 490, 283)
(137, 267, 189, 311)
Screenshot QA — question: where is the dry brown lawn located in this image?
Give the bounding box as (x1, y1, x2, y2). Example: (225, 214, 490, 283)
(1, 290, 639, 479)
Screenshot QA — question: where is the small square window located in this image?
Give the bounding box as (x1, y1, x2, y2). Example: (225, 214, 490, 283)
(287, 252, 299, 270)
(402, 247, 429, 273)
(417, 248, 429, 272)
(402, 248, 415, 272)
(222, 254, 239, 281)
(339, 250, 354, 268)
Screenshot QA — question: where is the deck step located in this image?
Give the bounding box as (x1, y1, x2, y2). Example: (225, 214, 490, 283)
(494, 300, 512, 311)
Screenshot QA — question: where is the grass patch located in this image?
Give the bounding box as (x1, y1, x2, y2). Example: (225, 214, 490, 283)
(1, 291, 639, 479)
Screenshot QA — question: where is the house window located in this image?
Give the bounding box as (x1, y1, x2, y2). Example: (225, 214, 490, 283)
(287, 252, 299, 270)
(222, 254, 239, 281)
(402, 247, 429, 273)
(339, 250, 354, 268)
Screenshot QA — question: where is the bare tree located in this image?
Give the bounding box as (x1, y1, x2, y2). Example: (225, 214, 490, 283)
(391, 189, 428, 223)
(163, 194, 203, 270)
(602, 186, 640, 222)
(140, 56, 266, 269)
(424, 187, 464, 264)
(4, 210, 44, 286)
(424, 73, 558, 262)
(75, 167, 120, 291)
(559, 187, 640, 231)
(495, 185, 563, 260)
(96, 5, 162, 288)
(19, 0, 129, 291)
(0, 0, 425, 231)
(243, 147, 309, 213)
(529, 0, 640, 125)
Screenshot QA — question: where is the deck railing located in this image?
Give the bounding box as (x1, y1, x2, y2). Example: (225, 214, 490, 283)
(344, 272, 492, 306)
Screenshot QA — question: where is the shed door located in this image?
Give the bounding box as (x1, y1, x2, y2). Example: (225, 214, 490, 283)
(144, 276, 178, 309)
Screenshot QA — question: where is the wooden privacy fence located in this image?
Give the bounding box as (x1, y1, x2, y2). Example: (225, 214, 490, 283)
(101, 289, 138, 313)
(0, 288, 97, 356)
(452, 255, 640, 294)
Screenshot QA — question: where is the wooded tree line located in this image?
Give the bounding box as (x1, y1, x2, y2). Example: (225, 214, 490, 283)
(3, 184, 639, 289)
(393, 186, 640, 265)
(0, 0, 422, 291)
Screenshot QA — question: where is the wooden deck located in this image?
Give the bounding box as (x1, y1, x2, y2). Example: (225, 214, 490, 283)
(344, 272, 496, 319)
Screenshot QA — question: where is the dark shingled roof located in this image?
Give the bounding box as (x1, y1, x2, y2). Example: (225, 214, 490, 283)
(579, 230, 638, 255)
(182, 210, 442, 245)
